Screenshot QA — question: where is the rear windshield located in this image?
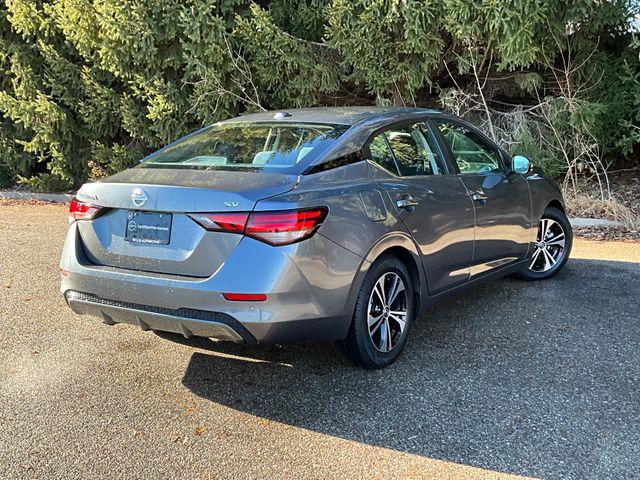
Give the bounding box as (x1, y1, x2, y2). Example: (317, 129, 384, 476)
(138, 122, 349, 174)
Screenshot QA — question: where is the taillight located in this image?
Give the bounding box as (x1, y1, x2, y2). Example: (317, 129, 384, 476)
(189, 207, 328, 246)
(187, 212, 249, 233)
(245, 208, 328, 246)
(68, 199, 103, 224)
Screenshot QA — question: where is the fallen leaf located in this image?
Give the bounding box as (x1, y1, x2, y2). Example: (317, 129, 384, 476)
(170, 431, 180, 443)
(194, 426, 206, 436)
(200, 471, 220, 480)
(180, 400, 197, 417)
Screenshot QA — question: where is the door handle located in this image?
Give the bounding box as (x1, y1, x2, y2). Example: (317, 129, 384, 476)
(470, 189, 488, 203)
(396, 196, 419, 210)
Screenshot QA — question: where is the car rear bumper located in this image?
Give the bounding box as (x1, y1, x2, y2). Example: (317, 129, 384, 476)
(60, 222, 363, 343)
(65, 290, 255, 343)
(63, 290, 352, 344)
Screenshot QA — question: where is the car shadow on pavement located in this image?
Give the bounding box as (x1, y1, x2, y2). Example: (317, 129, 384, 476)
(176, 258, 640, 479)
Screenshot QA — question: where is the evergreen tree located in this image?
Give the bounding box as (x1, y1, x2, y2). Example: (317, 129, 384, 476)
(0, 0, 637, 190)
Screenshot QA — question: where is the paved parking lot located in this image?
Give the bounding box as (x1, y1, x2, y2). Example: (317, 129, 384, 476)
(1, 202, 639, 480)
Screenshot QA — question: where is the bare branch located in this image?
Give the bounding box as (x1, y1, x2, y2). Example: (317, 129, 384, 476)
(467, 44, 497, 142)
(184, 33, 266, 115)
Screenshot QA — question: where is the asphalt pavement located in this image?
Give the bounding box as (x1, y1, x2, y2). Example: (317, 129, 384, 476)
(1, 202, 638, 480)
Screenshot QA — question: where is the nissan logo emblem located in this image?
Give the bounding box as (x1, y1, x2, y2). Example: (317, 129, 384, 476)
(131, 188, 147, 208)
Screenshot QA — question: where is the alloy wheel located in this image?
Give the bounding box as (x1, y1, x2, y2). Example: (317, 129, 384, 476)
(367, 272, 408, 353)
(528, 218, 566, 273)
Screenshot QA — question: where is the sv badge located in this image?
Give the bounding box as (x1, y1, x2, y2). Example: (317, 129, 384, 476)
(224, 201, 240, 208)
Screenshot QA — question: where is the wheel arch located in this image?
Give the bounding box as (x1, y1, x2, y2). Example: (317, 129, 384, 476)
(546, 199, 565, 214)
(531, 196, 567, 230)
(517, 201, 572, 281)
(343, 233, 427, 334)
(375, 246, 423, 315)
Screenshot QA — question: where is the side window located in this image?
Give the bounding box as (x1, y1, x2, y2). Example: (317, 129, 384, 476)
(384, 124, 445, 177)
(436, 122, 502, 174)
(368, 134, 399, 174)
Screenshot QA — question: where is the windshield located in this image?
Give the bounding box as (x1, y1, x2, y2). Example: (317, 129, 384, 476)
(138, 122, 349, 173)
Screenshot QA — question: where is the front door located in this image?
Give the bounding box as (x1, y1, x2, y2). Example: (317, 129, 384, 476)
(366, 122, 475, 294)
(433, 120, 531, 276)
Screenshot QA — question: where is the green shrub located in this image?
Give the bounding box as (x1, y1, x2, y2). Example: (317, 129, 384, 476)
(0, 0, 637, 191)
(17, 172, 73, 193)
(511, 125, 566, 179)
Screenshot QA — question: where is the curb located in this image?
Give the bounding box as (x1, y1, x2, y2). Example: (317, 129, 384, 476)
(569, 217, 623, 228)
(0, 190, 73, 203)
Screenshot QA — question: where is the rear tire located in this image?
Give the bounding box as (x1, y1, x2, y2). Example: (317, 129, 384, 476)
(343, 255, 415, 369)
(516, 206, 572, 281)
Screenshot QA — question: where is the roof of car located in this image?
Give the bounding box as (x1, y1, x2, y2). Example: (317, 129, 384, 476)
(216, 106, 464, 171)
(221, 106, 441, 126)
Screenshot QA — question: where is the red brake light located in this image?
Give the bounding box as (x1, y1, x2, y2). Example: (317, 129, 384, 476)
(68, 199, 103, 224)
(245, 208, 328, 246)
(188, 212, 249, 233)
(188, 207, 327, 246)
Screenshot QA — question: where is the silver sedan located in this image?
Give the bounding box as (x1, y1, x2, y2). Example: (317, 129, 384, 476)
(61, 107, 572, 368)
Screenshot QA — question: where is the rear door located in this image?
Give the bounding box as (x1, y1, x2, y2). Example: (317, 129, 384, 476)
(366, 121, 475, 294)
(432, 119, 531, 276)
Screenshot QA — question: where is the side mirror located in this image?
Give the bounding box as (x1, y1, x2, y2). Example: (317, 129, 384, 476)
(512, 155, 532, 174)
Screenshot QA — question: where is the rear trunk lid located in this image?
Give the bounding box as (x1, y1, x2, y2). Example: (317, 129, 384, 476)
(75, 169, 298, 277)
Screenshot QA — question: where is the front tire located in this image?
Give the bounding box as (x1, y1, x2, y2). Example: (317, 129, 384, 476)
(516, 206, 572, 281)
(343, 255, 415, 369)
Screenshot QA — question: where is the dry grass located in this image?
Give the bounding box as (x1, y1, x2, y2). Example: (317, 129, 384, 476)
(565, 190, 640, 230)
(0, 198, 65, 207)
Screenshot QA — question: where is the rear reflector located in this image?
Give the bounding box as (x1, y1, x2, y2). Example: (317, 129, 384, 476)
(60, 268, 70, 278)
(68, 199, 103, 224)
(223, 293, 267, 302)
(189, 207, 328, 246)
